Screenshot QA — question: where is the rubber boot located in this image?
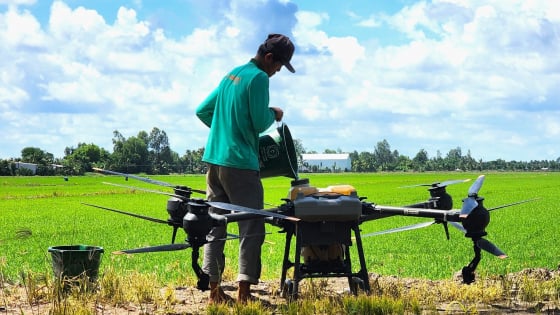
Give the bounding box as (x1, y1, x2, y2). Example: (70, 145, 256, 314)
(208, 282, 233, 304)
(237, 281, 253, 303)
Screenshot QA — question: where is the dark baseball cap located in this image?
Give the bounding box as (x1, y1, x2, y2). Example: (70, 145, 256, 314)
(263, 34, 295, 73)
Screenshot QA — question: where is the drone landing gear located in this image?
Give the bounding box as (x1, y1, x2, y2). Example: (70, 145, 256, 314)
(279, 221, 371, 300)
(462, 238, 482, 284)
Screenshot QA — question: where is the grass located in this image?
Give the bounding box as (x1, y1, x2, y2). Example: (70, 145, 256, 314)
(4, 266, 560, 314)
(1, 171, 559, 287)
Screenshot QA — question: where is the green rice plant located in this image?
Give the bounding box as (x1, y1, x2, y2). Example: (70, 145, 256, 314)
(1, 172, 559, 289)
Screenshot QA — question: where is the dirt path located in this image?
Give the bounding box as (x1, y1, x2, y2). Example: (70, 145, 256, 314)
(2, 269, 560, 314)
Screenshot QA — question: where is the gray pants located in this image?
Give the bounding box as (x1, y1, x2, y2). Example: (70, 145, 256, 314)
(202, 164, 265, 284)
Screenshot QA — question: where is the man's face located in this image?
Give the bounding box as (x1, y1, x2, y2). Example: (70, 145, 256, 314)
(263, 53, 283, 77)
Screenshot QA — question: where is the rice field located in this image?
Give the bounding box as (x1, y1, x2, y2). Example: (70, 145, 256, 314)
(1, 171, 558, 287)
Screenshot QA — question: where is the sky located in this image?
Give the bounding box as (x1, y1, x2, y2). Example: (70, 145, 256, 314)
(1, 0, 559, 162)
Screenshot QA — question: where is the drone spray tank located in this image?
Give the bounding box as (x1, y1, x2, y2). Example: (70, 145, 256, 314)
(288, 178, 359, 201)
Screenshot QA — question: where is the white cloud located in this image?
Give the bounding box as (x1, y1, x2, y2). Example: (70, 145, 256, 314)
(0, 0, 35, 5)
(0, 0, 559, 162)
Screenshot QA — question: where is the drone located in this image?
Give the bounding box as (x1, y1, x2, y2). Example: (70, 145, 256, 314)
(84, 167, 534, 299)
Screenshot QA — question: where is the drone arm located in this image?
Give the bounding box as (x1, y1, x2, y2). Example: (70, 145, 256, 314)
(359, 202, 395, 222)
(223, 212, 265, 222)
(404, 199, 438, 209)
(369, 204, 462, 222)
(82, 202, 170, 224)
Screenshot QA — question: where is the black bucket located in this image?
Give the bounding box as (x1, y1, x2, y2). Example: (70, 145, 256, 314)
(259, 123, 298, 179)
(48, 245, 104, 283)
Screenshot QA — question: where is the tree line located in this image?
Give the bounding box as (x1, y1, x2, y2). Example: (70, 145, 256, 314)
(1, 127, 559, 176)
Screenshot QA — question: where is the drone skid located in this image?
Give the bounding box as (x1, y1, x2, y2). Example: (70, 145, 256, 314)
(279, 219, 370, 300)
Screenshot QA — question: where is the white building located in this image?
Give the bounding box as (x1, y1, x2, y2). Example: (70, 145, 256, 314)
(15, 162, 38, 174)
(301, 153, 351, 172)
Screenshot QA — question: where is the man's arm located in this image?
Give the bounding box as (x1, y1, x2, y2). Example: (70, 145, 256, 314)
(248, 73, 276, 133)
(196, 88, 219, 127)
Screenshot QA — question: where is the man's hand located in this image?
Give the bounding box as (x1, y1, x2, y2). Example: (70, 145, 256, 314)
(270, 107, 284, 121)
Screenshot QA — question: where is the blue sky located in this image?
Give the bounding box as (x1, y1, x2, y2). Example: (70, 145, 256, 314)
(1, 0, 559, 162)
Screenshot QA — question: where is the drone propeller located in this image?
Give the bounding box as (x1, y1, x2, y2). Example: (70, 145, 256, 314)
(113, 232, 271, 255)
(488, 198, 540, 211)
(92, 167, 206, 195)
(450, 221, 466, 233)
(361, 220, 435, 237)
(102, 182, 187, 200)
(207, 201, 300, 222)
(363, 219, 466, 240)
(114, 243, 191, 254)
(82, 202, 169, 225)
(400, 179, 470, 189)
(476, 238, 507, 258)
(460, 175, 485, 218)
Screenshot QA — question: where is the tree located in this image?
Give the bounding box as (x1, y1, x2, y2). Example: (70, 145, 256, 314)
(0, 160, 16, 175)
(292, 138, 305, 171)
(395, 154, 412, 171)
(461, 150, 478, 171)
(349, 151, 359, 172)
(356, 151, 375, 172)
(323, 148, 342, 154)
(445, 147, 462, 171)
(182, 148, 205, 174)
(110, 130, 149, 173)
(20, 147, 55, 175)
(21, 147, 53, 165)
(412, 149, 429, 171)
(373, 139, 395, 171)
(63, 143, 110, 175)
(147, 127, 173, 174)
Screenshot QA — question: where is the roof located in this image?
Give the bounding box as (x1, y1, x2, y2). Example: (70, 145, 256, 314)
(301, 153, 350, 160)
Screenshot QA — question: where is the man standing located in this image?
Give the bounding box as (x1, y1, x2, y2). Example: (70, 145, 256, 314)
(195, 34, 295, 303)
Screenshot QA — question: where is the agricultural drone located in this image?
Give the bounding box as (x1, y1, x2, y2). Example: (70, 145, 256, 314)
(85, 167, 534, 299)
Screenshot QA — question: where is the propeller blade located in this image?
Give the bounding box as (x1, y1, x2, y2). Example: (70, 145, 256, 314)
(82, 202, 169, 224)
(460, 175, 486, 218)
(114, 232, 274, 255)
(460, 197, 478, 218)
(438, 179, 471, 187)
(399, 179, 470, 188)
(113, 243, 191, 254)
(468, 175, 485, 195)
(450, 221, 467, 233)
(206, 202, 300, 222)
(103, 182, 187, 200)
(476, 238, 507, 259)
(487, 198, 540, 211)
(362, 221, 435, 237)
(93, 167, 173, 187)
(93, 167, 206, 195)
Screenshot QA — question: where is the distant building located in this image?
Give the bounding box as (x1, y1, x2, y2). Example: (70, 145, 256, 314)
(15, 162, 38, 174)
(301, 153, 351, 172)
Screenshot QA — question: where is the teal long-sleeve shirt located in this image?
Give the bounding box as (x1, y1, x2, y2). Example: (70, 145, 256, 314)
(196, 59, 276, 171)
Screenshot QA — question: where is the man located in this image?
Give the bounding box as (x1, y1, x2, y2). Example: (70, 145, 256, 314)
(195, 34, 295, 303)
